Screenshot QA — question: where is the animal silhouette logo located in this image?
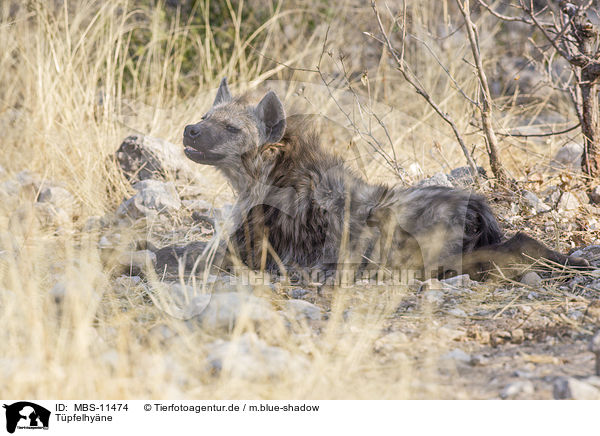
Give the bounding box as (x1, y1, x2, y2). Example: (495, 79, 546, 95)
(2, 402, 50, 433)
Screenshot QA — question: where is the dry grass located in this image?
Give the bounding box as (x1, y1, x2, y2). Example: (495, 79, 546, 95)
(0, 0, 597, 400)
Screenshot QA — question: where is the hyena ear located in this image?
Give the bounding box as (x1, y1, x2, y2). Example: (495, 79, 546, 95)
(213, 77, 232, 106)
(255, 91, 286, 144)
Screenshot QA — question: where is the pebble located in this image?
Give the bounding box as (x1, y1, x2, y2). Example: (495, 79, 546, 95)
(206, 333, 308, 380)
(441, 348, 471, 364)
(448, 308, 467, 318)
(520, 271, 542, 287)
(522, 190, 551, 214)
(558, 192, 583, 211)
(553, 377, 600, 400)
(284, 299, 322, 321)
(500, 381, 534, 399)
(117, 179, 181, 219)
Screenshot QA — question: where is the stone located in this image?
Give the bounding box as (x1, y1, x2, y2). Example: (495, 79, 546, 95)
(448, 308, 467, 318)
(284, 299, 322, 321)
(1, 179, 20, 196)
(33, 203, 71, 228)
(37, 186, 76, 213)
(551, 142, 583, 170)
(15, 170, 39, 190)
(511, 328, 525, 344)
(469, 354, 489, 366)
(522, 190, 551, 214)
(553, 377, 600, 400)
(98, 234, 121, 249)
(151, 282, 212, 320)
(288, 288, 310, 299)
(447, 166, 486, 188)
(206, 333, 308, 380)
(152, 286, 274, 329)
(195, 292, 275, 330)
(500, 381, 534, 399)
(49, 282, 67, 301)
(520, 271, 542, 288)
(441, 274, 477, 288)
(423, 290, 444, 305)
(416, 172, 453, 188)
(115, 135, 166, 181)
(407, 162, 423, 179)
(442, 348, 471, 364)
(117, 179, 181, 219)
(115, 135, 215, 188)
(374, 332, 409, 353)
(558, 191, 584, 211)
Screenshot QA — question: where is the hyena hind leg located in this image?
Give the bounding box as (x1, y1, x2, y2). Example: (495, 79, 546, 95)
(458, 232, 590, 281)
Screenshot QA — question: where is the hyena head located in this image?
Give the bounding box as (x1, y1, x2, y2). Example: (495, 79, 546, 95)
(183, 78, 286, 170)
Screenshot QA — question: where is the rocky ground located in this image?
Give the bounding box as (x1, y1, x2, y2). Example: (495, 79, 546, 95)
(2, 135, 600, 399)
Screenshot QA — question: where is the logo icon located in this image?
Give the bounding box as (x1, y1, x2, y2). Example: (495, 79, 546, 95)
(3, 402, 50, 434)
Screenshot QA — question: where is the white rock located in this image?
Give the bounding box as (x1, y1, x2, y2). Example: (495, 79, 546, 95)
(284, 299, 322, 321)
(206, 333, 308, 380)
(117, 179, 181, 219)
(407, 162, 424, 178)
(33, 203, 71, 228)
(153, 285, 274, 329)
(49, 282, 67, 300)
(423, 290, 444, 305)
(37, 186, 75, 212)
(196, 292, 275, 329)
(501, 381, 534, 399)
(551, 142, 583, 170)
(1, 179, 20, 196)
(374, 332, 409, 353)
(554, 377, 600, 400)
(441, 274, 476, 287)
(15, 170, 38, 189)
(558, 192, 583, 211)
(441, 348, 471, 364)
(151, 282, 212, 320)
(417, 172, 453, 188)
(522, 190, 551, 213)
(448, 308, 467, 317)
(520, 271, 543, 288)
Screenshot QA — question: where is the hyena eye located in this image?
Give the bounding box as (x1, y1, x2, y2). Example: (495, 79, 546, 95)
(225, 124, 240, 133)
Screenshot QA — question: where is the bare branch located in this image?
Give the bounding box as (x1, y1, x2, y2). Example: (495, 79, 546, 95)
(497, 122, 581, 138)
(370, 1, 481, 185)
(456, 0, 512, 188)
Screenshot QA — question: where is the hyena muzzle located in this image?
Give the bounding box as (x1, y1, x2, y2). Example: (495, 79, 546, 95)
(156, 77, 590, 282)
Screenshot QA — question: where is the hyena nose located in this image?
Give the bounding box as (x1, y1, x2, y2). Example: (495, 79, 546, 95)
(184, 124, 201, 138)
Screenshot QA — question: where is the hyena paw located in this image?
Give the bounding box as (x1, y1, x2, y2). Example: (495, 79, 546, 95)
(566, 255, 591, 269)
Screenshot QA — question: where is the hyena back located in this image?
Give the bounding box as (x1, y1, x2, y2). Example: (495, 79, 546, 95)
(159, 78, 589, 282)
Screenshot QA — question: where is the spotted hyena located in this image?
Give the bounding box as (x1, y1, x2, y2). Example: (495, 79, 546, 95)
(156, 78, 589, 282)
